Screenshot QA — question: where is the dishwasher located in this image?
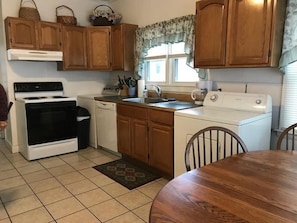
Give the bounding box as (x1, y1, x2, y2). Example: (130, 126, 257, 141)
(95, 100, 118, 153)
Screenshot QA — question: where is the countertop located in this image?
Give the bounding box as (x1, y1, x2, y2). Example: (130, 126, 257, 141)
(94, 95, 200, 111)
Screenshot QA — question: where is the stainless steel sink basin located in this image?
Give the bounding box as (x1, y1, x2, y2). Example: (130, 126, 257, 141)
(122, 97, 169, 104)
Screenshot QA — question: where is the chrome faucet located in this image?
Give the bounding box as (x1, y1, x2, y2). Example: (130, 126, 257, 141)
(151, 84, 162, 98)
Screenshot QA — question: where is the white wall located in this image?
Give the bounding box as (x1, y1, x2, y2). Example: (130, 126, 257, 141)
(1, 0, 284, 151)
(1, 0, 113, 152)
(112, 0, 284, 147)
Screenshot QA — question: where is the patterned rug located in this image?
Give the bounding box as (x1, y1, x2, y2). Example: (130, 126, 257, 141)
(93, 159, 160, 190)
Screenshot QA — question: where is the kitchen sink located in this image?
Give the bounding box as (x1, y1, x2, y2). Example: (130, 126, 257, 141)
(122, 97, 170, 104)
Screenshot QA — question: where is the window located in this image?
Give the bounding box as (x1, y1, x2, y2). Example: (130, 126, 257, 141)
(143, 42, 198, 85)
(279, 61, 297, 129)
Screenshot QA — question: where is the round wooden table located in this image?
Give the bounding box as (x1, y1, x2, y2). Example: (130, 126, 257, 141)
(150, 150, 297, 223)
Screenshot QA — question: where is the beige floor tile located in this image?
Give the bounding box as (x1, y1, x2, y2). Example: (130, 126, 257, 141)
(29, 177, 61, 193)
(10, 159, 32, 168)
(0, 184, 33, 203)
(0, 203, 8, 220)
(37, 186, 72, 205)
(101, 182, 130, 197)
(38, 157, 66, 169)
(76, 188, 111, 207)
(45, 197, 85, 219)
(59, 154, 87, 164)
(79, 150, 105, 159)
(137, 181, 164, 199)
(4, 195, 42, 216)
(56, 209, 99, 223)
(65, 179, 97, 195)
(22, 169, 52, 184)
(16, 162, 44, 175)
(0, 161, 14, 172)
(0, 169, 19, 181)
(79, 167, 102, 179)
(89, 199, 128, 222)
(89, 174, 114, 187)
(0, 219, 11, 223)
(4, 153, 24, 163)
(116, 190, 151, 210)
(69, 160, 96, 171)
(133, 202, 152, 222)
(105, 211, 145, 223)
(0, 176, 26, 191)
(48, 164, 76, 176)
(10, 207, 53, 223)
(156, 178, 169, 186)
(56, 171, 86, 185)
(90, 156, 115, 165)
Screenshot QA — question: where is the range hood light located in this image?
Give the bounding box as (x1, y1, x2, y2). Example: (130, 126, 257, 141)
(7, 49, 63, 61)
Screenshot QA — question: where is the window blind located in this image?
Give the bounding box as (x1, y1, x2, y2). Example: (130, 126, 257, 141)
(279, 61, 297, 129)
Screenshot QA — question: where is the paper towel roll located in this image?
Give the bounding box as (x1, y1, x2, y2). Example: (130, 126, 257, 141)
(137, 80, 145, 97)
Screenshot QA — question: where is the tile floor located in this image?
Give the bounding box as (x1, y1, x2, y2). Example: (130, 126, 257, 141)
(0, 140, 168, 223)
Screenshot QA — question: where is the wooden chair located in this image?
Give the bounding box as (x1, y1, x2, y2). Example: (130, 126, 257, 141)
(185, 126, 248, 171)
(276, 123, 297, 150)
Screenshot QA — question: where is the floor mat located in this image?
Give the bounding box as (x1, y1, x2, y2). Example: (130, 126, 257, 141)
(93, 159, 160, 190)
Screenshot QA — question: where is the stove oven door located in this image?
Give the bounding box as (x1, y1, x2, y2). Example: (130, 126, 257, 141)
(25, 101, 77, 145)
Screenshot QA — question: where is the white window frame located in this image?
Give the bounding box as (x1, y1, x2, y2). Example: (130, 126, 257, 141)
(143, 43, 198, 87)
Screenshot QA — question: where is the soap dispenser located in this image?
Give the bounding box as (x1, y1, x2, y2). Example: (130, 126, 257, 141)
(143, 86, 148, 98)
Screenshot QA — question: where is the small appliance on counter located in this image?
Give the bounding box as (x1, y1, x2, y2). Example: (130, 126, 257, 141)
(191, 80, 213, 105)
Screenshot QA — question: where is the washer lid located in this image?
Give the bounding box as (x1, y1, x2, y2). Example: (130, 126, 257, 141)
(175, 107, 271, 125)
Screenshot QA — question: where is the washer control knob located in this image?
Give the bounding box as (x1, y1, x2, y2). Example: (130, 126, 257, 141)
(256, 99, 262, 104)
(210, 94, 218, 102)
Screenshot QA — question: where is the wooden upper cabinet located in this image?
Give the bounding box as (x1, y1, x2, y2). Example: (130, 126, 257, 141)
(227, 0, 272, 66)
(111, 24, 138, 71)
(87, 27, 111, 70)
(37, 21, 62, 51)
(5, 17, 37, 49)
(194, 0, 286, 68)
(195, 0, 227, 67)
(5, 17, 62, 51)
(58, 25, 87, 70)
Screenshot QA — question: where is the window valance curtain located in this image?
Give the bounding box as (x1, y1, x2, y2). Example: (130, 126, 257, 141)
(279, 0, 297, 69)
(134, 15, 195, 78)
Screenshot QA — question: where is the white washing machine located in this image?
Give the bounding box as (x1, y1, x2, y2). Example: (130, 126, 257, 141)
(174, 91, 272, 177)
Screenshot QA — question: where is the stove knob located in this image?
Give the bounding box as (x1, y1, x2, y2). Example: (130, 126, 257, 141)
(210, 94, 218, 102)
(256, 99, 262, 104)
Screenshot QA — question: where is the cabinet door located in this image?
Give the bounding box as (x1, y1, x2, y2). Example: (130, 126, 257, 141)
(149, 122, 173, 177)
(60, 26, 87, 70)
(227, 0, 272, 65)
(111, 24, 138, 71)
(117, 115, 131, 155)
(194, 0, 228, 67)
(87, 27, 111, 70)
(37, 21, 62, 51)
(5, 17, 37, 49)
(131, 118, 148, 163)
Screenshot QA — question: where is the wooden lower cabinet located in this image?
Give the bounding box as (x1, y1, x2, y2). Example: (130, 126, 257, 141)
(117, 104, 148, 163)
(131, 118, 148, 163)
(149, 122, 173, 176)
(117, 115, 131, 155)
(117, 104, 174, 178)
(149, 109, 173, 177)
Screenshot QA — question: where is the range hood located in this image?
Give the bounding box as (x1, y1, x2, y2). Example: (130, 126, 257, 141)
(7, 49, 63, 61)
